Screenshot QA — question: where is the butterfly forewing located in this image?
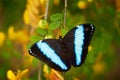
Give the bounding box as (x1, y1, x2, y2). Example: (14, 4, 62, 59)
(63, 24, 95, 67)
(29, 39, 70, 71)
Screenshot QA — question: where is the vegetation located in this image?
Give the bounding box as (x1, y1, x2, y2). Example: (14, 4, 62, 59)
(0, 0, 120, 80)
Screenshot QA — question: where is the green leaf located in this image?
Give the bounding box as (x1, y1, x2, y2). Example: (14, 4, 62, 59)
(61, 28, 68, 36)
(36, 28, 47, 36)
(50, 13, 61, 21)
(27, 43, 33, 50)
(107, 6, 115, 16)
(30, 36, 41, 42)
(2, 51, 11, 60)
(6, 40, 12, 48)
(49, 21, 60, 30)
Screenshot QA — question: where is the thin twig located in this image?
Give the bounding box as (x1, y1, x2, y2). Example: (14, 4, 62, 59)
(38, 0, 49, 80)
(64, 0, 67, 25)
(38, 64, 41, 80)
(44, 0, 49, 20)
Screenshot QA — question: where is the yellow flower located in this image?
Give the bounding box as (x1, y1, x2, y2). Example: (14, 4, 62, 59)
(88, 45, 92, 51)
(38, 19, 48, 29)
(44, 35, 53, 39)
(88, 0, 93, 3)
(8, 26, 29, 44)
(53, 0, 60, 6)
(43, 64, 49, 74)
(7, 69, 28, 80)
(0, 32, 6, 46)
(43, 65, 64, 80)
(92, 54, 105, 75)
(23, 9, 30, 25)
(15, 30, 29, 44)
(92, 62, 105, 75)
(40, 0, 46, 4)
(49, 69, 64, 80)
(78, 1, 87, 10)
(8, 26, 16, 40)
(73, 77, 79, 80)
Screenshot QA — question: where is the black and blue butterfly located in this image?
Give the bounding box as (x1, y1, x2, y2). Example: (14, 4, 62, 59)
(29, 24, 95, 72)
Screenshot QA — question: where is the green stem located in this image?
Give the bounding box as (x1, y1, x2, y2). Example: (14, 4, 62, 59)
(64, 0, 67, 25)
(44, 0, 49, 20)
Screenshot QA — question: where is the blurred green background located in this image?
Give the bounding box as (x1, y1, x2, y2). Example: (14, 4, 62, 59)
(0, 0, 120, 80)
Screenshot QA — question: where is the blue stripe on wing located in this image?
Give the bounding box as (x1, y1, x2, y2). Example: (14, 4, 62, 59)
(74, 25, 84, 65)
(36, 40, 68, 70)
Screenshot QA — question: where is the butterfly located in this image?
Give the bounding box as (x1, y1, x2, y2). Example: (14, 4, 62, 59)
(29, 24, 95, 72)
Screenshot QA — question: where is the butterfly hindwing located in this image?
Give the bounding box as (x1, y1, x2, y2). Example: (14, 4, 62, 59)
(29, 39, 70, 71)
(63, 24, 95, 67)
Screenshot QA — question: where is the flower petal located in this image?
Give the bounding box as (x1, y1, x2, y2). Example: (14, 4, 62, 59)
(7, 70, 16, 80)
(20, 69, 29, 78)
(0, 32, 5, 46)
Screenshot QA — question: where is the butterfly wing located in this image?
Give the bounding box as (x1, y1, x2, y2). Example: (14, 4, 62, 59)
(29, 39, 71, 71)
(63, 24, 95, 67)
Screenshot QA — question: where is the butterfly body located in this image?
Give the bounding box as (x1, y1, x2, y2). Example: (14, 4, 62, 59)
(29, 24, 95, 71)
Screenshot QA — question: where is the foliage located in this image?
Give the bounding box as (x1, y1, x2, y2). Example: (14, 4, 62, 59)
(0, 0, 120, 80)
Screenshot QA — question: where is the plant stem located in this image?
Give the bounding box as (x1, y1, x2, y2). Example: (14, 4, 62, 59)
(64, 0, 67, 25)
(38, 67, 41, 80)
(38, 0, 49, 79)
(44, 0, 49, 20)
